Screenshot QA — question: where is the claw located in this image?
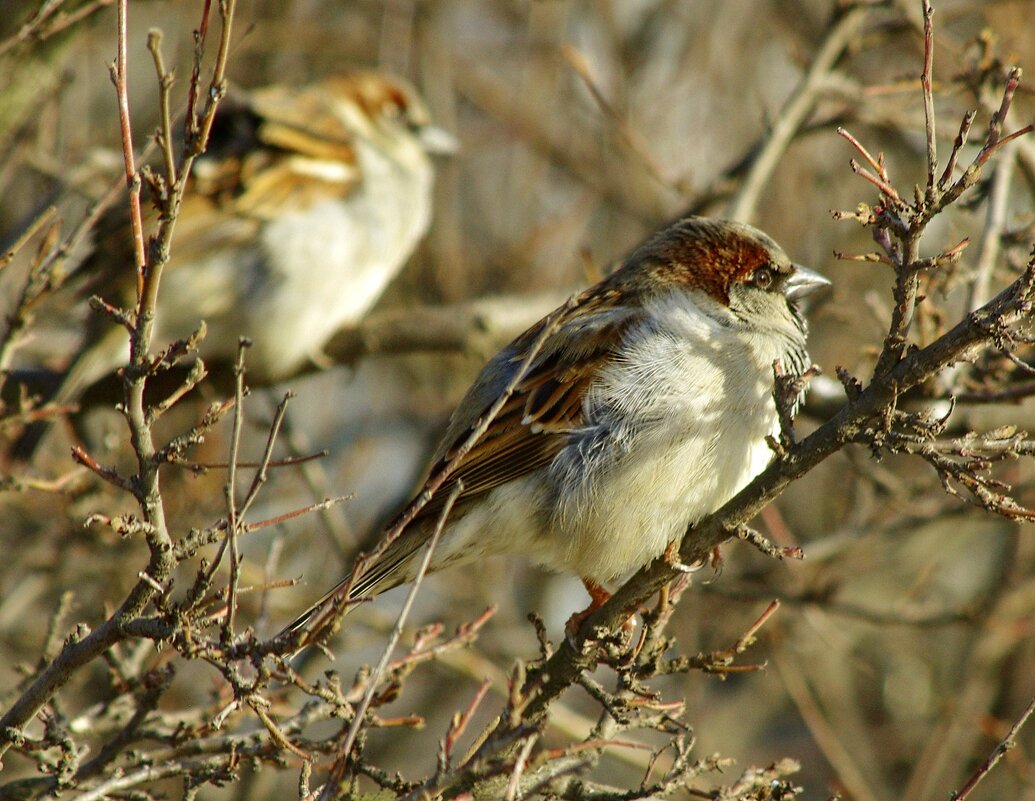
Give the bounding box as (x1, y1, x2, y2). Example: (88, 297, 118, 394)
(565, 578, 611, 639)
(565, 578, 638, 646)
(663, 539, 695, 573)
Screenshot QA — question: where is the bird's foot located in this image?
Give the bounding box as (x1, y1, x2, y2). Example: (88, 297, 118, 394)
(663, 539, 695, 573)
(565, 578, 635, 647)
(308, 347, 337, 371)
(565, 578, 611, 639)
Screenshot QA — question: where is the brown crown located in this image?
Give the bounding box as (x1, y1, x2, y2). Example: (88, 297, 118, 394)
(620, 217, 788, 305)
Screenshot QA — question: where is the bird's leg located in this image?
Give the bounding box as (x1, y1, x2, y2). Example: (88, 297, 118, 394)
(655, 539, 700, 618)
(663, 538, 695, 574)
(565, 578, 612, 638)
(565, 578, 642, 646)
(307, 347, 337, 370)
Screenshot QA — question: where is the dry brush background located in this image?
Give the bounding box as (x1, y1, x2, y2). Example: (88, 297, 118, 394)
(1, 0, 1035, 799)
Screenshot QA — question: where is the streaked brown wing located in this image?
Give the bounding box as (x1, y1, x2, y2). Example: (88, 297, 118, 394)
(246, 81, 361, 163)
(232, 155, 359, 219)
(409, 294, 637, 527)
(188, 82, 361, 219)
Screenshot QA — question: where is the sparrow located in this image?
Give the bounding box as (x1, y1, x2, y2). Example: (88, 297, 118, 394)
(19, 71, 452, 455)
(282, 215, 829, 647)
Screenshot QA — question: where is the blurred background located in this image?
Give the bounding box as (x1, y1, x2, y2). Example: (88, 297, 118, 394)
(1, 1, 1034, 799)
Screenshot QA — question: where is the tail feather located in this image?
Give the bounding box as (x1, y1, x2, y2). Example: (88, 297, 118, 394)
(277, 533, 426, 651)
(277, 574, 357, 649)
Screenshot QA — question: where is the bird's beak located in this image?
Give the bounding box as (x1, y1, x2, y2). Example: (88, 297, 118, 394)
(785, 264, 830, 301)
(419, 124, 459, 156)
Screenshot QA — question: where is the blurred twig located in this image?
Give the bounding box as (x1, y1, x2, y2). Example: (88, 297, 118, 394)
(0, 0, 112, 58)
(728, 4, 869, 224)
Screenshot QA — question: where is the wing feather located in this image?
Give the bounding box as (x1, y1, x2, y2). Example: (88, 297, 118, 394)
(406, 296, 638, 527)
(190, 81, 361, 219)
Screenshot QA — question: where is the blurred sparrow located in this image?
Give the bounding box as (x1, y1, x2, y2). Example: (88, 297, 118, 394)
(283, 216, 828, 645)
(40, 71, 452, 420)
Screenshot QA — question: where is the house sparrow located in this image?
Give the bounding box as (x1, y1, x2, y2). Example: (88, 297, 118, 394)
(282, 215, 828, 646)
(28, 71, 452, 438)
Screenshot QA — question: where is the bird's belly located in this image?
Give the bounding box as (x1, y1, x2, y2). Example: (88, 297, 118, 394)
(548, 313, 781, 584)
(242, 190, 429, 377)
(556, 421, 773, 582)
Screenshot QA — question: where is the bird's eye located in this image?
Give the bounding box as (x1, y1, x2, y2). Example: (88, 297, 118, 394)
(751, 266, 775, 290)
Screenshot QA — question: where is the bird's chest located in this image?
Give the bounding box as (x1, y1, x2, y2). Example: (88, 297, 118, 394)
(232, 149, 432, 376)
(550, 313, 784, 581)
(598, 328, 778, 514)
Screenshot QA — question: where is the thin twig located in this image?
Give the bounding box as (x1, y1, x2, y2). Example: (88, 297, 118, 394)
(505, 735, 538, 801)
(562, 44, 684, 197)
(320, 481, 465, 796)
(966, 141, 1017, 311)
(949, 696, 1035, 800)
(938, 110, 976, 190)
(146, 29, 177, 183)
(238, 391, 294, 521)
(171, 450, 327, 472)
(920, 0, 937, 200)
(222, 339, 250, 636)
(110, 0, 146, 294)
(0, 0, 112, 57)
(0, 205, 57, 271)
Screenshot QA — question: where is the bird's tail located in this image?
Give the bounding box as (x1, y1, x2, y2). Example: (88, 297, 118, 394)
(276, 574, 360, 652)
(276, 533, 426, 652)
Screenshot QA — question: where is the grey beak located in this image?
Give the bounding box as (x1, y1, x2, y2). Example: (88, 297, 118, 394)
(784, 264, 830, 302)
(418, 124, 459, 156)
